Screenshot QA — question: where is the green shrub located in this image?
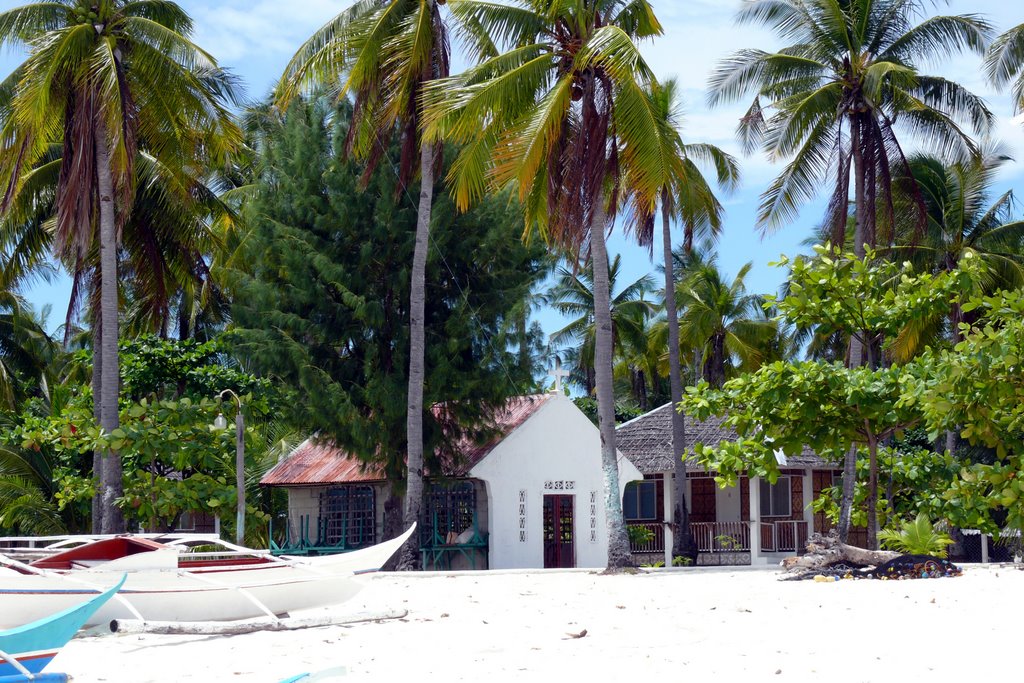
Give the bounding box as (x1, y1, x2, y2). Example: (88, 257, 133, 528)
(879, 512, 954, 557)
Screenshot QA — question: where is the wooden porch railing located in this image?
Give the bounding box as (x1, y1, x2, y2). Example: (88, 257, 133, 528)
(627, 520, 808, 556)
(690, 521, 751, 553)
(627, 522, 665, 554)
(760, 520, 808, 553)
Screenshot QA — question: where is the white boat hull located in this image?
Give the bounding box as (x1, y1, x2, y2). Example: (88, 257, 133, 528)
(0, 525, 414, 628)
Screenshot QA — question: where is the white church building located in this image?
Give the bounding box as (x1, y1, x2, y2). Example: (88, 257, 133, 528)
(261, 392, 642, 570)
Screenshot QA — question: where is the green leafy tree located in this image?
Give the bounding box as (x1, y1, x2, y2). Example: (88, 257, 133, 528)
(909, 288, 1024, 534)
(3, 334, 275, 538)
(225, 96, 545, 539)
(423, 0, 669, 570)
(0, 0, 242, 533)
(685, 248, 984, 548)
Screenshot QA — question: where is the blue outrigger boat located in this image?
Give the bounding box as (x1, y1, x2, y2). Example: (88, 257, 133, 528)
(0, 575, 124, 682)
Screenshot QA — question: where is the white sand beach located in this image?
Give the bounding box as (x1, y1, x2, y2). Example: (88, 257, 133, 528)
(55, 565, 1022, 683)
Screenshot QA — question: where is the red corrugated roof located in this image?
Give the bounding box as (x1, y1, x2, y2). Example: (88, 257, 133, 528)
(261, 394, 553, 487)
(260, 439, 385, 486)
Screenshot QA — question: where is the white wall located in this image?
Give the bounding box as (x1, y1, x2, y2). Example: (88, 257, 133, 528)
(716, 482, 742, 523)
(469, 393, 643, 569)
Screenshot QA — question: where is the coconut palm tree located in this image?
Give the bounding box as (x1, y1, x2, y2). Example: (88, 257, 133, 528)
(0, 0, 242, 532)
(986, 22, 1024, 115)
(708, 0, 992, 541)
(278, 1, 451, 566)
(0, 293, 59, 411)
(422, 0, 669, 568)
(708, 0, 992, 253)
(613, 313, 667, 413)
(892, 149, 1024, 355)
(628, 78, 739, 562)
(548, 255, 657, 396)
(2, 149, 236, 340)
(677, 258, 778, 389)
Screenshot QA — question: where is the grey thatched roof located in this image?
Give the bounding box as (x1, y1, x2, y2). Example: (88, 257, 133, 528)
(614, 403, 828, 475)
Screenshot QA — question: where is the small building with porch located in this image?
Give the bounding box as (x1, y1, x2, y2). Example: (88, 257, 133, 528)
(260, 392, 643, 570)
(615, 403, 848, 566)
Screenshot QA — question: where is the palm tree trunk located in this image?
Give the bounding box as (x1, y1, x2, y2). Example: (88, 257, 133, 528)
(663, 203, 696, 562)
(705, 333, 727, 388)
(398, 141, 435, 570)
(590, 202, 631, 570)
(90, 318, 103, 534)
(96, 127, 124, 534)
(837, 118, 866, 544)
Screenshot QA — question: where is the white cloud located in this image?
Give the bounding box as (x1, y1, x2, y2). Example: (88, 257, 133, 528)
(189, 0, 341, 62)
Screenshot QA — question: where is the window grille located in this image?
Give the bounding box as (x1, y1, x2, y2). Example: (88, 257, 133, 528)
(319, 485, 376, 548)
(423, 481, 477, 546)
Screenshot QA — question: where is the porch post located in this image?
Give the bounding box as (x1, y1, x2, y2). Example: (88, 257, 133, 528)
(663, 471, 674, 567)
(749, 475, 762, 565)
(802, 470, 814, 541)
(981, 533, 989, 564)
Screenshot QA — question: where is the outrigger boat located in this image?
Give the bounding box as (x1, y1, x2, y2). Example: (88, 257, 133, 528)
(0, 526, 413, 629)
(0, 575, 124, 682)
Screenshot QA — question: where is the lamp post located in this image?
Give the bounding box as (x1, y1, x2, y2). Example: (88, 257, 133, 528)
(214, 389, 245, 545)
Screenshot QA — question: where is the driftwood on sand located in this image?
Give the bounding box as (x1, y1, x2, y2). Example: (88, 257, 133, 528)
(780, 532, 899, 572)
(108, 609, 408, 635)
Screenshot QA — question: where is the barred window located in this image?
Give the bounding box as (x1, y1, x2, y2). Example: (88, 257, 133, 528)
(319, 485, 376, 548)
(423, 481, 477, 545)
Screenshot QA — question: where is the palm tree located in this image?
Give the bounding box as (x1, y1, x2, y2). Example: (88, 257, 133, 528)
(2, 150, 236, 340)
(708, 0, 992, 542)
(278, 1, 450, 566)
(0, 293, 58, 411)
(613, 313, 667, 413)
(630, 78, 739, 562)
(423, 0, 669, 569)
(709, 0, 992, 254)
(986, 22, 1024, 115)
(548, 255, 656, 396)
(0, 0, 242, 532)
(677, 258, 778, 388)
(893, 149, 1024, 353)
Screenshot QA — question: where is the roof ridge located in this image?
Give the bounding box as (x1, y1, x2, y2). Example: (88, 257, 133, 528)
(615, 401, 675, 431)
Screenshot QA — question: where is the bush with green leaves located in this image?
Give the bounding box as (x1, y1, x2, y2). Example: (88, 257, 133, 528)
(878, 513, 954, 558)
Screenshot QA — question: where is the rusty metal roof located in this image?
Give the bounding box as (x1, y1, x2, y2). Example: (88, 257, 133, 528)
(261, 394, 554, 487)
(260, 439, 386, 486)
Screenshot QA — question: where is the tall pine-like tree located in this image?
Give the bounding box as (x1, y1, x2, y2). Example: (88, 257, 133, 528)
(225, 97, 546, 534)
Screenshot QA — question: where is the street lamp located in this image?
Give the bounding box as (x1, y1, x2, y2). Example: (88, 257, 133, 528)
(215, 389, 245, 546)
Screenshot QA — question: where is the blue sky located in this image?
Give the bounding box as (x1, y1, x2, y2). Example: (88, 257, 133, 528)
(2, 0, 1023, 339)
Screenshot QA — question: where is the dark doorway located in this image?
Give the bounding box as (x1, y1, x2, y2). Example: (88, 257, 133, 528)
(543, 494, 575, 568)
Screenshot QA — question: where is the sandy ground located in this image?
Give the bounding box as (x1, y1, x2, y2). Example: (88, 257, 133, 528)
(54, 564, 1023, 683)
